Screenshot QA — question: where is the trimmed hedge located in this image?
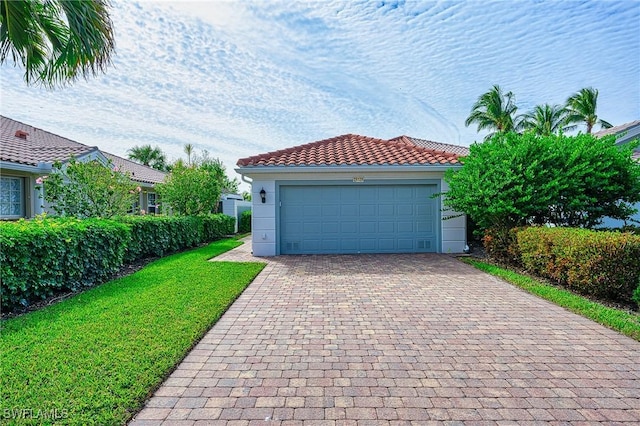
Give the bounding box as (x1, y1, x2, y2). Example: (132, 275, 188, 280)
(117, 214, 234, 262)
(0, 218, 130, 310)
(0, 214, 235, 311)
(516, 227, 640, 302)
(239, 210, 251, 234)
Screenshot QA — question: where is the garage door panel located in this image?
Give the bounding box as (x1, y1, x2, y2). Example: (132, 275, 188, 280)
(379, 239, 395, 250)
(397, 221, 414, 233)
(360, 239, 376, 251)
(341, 204, 358, 216)
(322, 221, 339, 234)
(322, 204, 339, 216)
(378, 204, 395, 216)
(359, 205, 376, 216)
(398, 239, 414, 250)
(379, 221, 395, 233)
(280, 184, 438, 254)
(359, 221, 376, 233)
(341, 239, 358, 250)
(341, 221, 358, 233)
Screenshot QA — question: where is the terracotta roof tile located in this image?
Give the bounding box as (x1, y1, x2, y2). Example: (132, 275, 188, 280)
(102, 153, 166, 185)
(237, 134, 462, 167)
(1, 116, 166, 184)
(1, 116, 96, 165)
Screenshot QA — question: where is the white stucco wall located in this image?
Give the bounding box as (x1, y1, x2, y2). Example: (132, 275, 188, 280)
(250, 180, 277, 256)
(439, 180, 467, 253)
(240, 168, 466, 256)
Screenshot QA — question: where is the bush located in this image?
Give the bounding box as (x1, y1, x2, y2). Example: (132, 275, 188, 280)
(239, 210, 252, 234)
(117, 214, 234, 262)
(0, 218, 130, 311)
(633, 285, 640, 310)
(517, 227, 640, 302)
(443, 132, 640, 230)
(482, 227, 521, 265)
(0, 214, 235, 312)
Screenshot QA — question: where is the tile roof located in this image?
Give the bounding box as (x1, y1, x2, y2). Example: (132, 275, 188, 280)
(237, 134, 463, 167)
(1, 116, 97, 165)
(593, 120, 640, 138)
(103, 152, 166, 184)
(389, 135, 470, 156)
(1, 116, 166, 184)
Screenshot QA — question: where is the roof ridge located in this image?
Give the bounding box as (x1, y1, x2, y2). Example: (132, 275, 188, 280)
(237, 133, 463, 167)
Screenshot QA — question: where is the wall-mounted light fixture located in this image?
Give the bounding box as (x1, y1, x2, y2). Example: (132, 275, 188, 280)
(260, 188, 266, 203)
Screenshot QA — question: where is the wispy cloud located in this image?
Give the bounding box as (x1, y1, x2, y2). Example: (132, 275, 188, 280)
(1, 0, 638, 187)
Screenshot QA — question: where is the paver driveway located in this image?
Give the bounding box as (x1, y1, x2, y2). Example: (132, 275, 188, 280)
(131, 239, 640, 425)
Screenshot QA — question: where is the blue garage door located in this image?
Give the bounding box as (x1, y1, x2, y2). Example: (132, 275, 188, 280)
(280, 184, 438, 254)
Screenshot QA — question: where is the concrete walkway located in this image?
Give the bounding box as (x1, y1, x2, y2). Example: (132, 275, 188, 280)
(131, 238, 640, 425)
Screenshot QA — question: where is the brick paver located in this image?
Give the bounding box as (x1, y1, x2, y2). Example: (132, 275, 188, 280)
(130, 237, 640, 425)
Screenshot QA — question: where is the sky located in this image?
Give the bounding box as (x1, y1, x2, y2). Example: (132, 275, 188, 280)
(1, 0, 639, 190)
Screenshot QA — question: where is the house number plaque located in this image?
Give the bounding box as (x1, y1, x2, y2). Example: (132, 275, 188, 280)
(352, 177, 365, 182)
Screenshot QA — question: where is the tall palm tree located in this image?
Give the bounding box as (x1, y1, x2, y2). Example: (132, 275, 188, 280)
(184, 143, 194, 166)
(0, 0, 114, 88)
(128, 145, 167, 171)
(521, 104, 570, 136)
(565, 87, 612, 134)
(465, 85, 520, 140)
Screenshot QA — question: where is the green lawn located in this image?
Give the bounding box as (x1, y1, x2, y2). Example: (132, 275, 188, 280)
(0, 239, 265, 425)
(463, 258, 640, 342)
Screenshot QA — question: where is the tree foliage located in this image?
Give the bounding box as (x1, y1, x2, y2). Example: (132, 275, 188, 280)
(156, 163, 220, 216)
(565, 87, 612, 134)
(443, 132, 640, 231)
(521, 104, 569, 136)
(127, 144, 168, 171)
(0, 0, 115, 88)
(465, 84, 520, 140)
(42, 158, 138, 218)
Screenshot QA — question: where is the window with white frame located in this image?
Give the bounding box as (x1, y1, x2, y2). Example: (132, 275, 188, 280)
(147, 192, 157, 214)
(0, 176, 25, 218)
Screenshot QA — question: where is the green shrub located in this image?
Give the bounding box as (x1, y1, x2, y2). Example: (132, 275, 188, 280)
(482, 227, 521, 265)
(0, 215, 235, 312)
(239, 210, 252, 234)
(117, 214, 234, 262)
(0, 218, 129, 311)
(517, 227, 640, 302)
(202, 213, 235, 241)
(633, 284, 640, 310)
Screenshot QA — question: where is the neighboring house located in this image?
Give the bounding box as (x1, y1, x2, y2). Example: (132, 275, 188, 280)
(236, 134, 467, 256)
(219, 193, 251, 233)
(594, 120, 640, 227)
(0, 116, 166, 219)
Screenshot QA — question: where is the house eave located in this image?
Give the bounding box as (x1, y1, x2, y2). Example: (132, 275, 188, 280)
(0, 161, 53, 174)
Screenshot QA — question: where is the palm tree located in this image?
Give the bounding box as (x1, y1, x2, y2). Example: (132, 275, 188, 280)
(565, 87, 612, 134)
(0, 0, 115, 88)
(465, 85, 521, 140)
(128, 145, 167, 171)
(184, 143, 194, 166)
(521, 104, 570, 136)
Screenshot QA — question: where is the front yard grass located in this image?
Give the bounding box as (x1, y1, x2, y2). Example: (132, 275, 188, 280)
(0, 238, 265, 425)
(463, 258, 640, 342)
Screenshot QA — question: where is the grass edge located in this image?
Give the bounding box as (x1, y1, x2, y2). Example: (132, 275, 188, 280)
(460, 257, 640, 342)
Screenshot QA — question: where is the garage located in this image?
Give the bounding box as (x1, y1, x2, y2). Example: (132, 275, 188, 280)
(236, 133, 467, 256)
(279, 183, 438, 254)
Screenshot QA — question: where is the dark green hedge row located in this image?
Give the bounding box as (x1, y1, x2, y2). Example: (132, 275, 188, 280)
(117, 214, 234, 262)
(0, 214, 235, 311)
(238, 210, 251, 234)
(0, 218, 129, 310)
(484, 226, 640, 304)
